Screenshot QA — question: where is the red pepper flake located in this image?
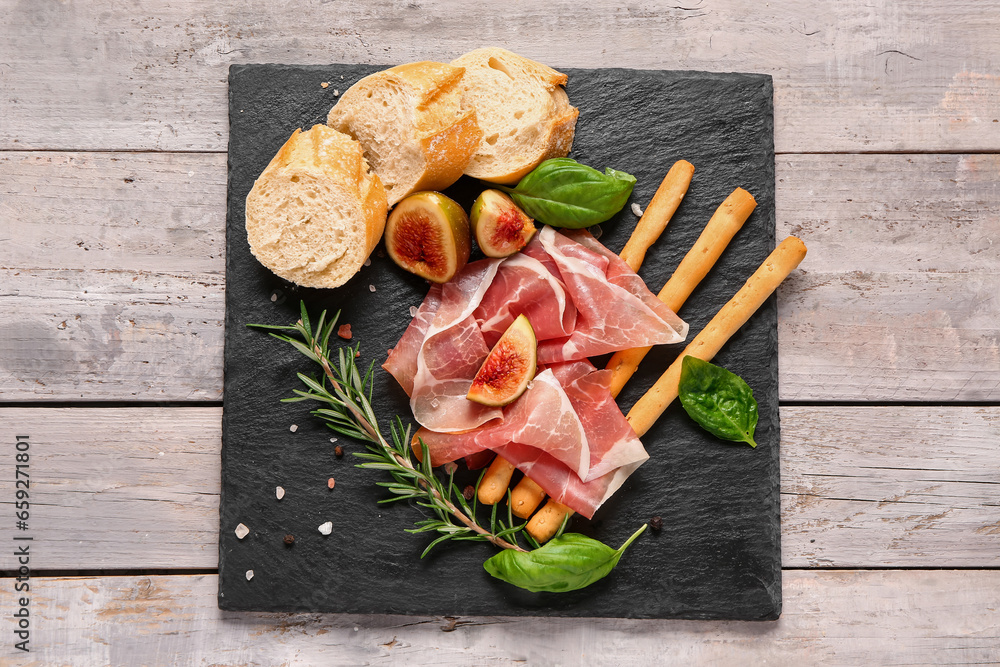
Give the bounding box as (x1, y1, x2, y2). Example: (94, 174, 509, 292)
(283, 534, 295, 545)
(334, 445, 344, 458)
(337, 324, 352, 340)
(327, 477, 336, 490)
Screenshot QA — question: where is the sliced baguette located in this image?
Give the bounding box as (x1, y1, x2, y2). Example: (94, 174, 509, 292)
(327, 61, 482, 205)
(245, 124, 388, 288)
(450, 47, 579, 184)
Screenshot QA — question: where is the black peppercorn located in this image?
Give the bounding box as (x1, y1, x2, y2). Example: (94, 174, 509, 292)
(462, 485, 475, 501)
(650, 516, 663, 532)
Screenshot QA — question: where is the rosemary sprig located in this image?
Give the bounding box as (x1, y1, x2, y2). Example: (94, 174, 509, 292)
(249, 302, 527, 554)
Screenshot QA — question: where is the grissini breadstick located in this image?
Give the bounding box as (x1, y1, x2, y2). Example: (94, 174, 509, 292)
(477, 456, 516, 505)
(607, 187, 757, 397)
(626, 236, 808, 438)
(619, 160, 695, 272)
(510, 477, 547, 519)
(526, 500, 573, 543)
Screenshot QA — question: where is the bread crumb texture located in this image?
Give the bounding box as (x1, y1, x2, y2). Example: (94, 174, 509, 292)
(327, 61, 481, 205)
(245, 125, 388, 288)
(450, 47, 579, 184)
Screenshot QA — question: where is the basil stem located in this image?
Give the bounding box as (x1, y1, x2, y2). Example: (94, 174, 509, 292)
(483, 524, 647, 593)
(499, 158, 636, 229)
(677, 356, 759, 448)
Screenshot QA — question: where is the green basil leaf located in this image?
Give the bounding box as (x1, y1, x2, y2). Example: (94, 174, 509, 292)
(503, 158, 637, 228)
(483, 524, 646, 593)
(677, 356, 759, 448)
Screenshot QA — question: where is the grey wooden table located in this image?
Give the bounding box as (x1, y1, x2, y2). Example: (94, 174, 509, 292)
(1, 2, 998, 664)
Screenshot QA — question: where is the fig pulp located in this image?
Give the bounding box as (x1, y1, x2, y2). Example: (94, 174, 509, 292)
(467, 314, 537, 407)
(386, 191, 471, 283)
(470, 189, 537, 258)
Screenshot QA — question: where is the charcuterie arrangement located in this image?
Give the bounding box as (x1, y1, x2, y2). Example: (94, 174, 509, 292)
(237, 48, 806, 596)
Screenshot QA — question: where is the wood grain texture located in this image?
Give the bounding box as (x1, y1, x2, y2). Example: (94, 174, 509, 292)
(2, 571, 997, 665)
(0, 408, 219, 570)
(2, 152, 996, 401)
(0, 406, 996, 570)
(1, 1, 999, 152)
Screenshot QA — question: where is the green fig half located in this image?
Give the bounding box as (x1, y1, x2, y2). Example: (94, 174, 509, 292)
(470, 189, 537, 258)
(386, 191, 471, 283)
(467, 314, 537, 407)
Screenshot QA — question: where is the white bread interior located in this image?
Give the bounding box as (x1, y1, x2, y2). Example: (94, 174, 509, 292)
(245, 124, 388, 288)
(327, 61, 482, 205)
(450, 47, 579, 184)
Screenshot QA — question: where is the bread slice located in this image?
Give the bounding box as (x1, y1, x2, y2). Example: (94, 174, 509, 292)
(327, 62, 482, 205)
(245, 124, 388, 288)
(450, 48, 579, 184)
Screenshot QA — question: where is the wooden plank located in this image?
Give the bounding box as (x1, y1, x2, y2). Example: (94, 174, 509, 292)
(3, 571, 997, 665)
(1, 2, 999, 153)
(0, 408, 219, 570)
(2, 151, 997, 402)
(1, 406, 996, 570)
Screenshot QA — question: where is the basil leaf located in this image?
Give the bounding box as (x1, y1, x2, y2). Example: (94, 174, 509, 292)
(503, 158, 637, 228)
(677, 356, 759, 448)
(483, 524, 647, 593)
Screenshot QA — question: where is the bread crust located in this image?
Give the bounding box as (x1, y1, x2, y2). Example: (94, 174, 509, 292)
(245, 125, 388, 288)
(327, 62, 482, 204)
(451, 48, 578, 184)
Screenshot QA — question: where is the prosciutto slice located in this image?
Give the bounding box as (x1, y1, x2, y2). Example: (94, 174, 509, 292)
(407, 259, 503, 433)
(532, 227, 688, 363)
(416, 360, 648, 519)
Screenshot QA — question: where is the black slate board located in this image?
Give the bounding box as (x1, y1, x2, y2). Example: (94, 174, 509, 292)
(221, 64, 780, 620)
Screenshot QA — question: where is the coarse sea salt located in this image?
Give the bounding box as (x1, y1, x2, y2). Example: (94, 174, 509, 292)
(245, 569, 254, 581)
(409, 305, 418, 317)
(318, 521, 333, 535)
(364, 258, 371, 267)
(290, 424, 298, 433)
(270, 293, 278, 302)
(276, 486, 285, 500)
(369, 284, 376, 292)
(235, 523, 249, 539)
(631, 203, 644, 217)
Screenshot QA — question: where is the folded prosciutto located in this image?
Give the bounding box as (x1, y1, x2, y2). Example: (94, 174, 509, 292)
(382, 226, 686, 518)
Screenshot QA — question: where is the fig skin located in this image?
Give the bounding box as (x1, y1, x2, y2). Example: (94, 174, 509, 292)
(470, 189, 537, 258)
(467, 314, 537, 407)
(386, 191, 471, 283)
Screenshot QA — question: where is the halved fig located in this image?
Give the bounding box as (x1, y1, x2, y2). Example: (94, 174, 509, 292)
(470, 189, 537, 258)
(467, 314, 537, 407)
(386, 191, 471, 283)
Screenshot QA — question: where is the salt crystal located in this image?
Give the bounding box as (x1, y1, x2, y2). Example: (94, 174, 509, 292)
(364, 258, 371, 267)
(330, 437, 338, 443)
(333, 89, 340, 96)
(270, 293, 278, 302)
(290, 424, 298, 433)
(409, 305, 418, 317)
(235, 523, 249, 539)
(631, 203, 644, 217)
(245, 569, 254, 581)
(444, 461, 458, 475)
(276, 486, 285, 500)
(369, 284, 376, 292)
(318, 521, 333, 535)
